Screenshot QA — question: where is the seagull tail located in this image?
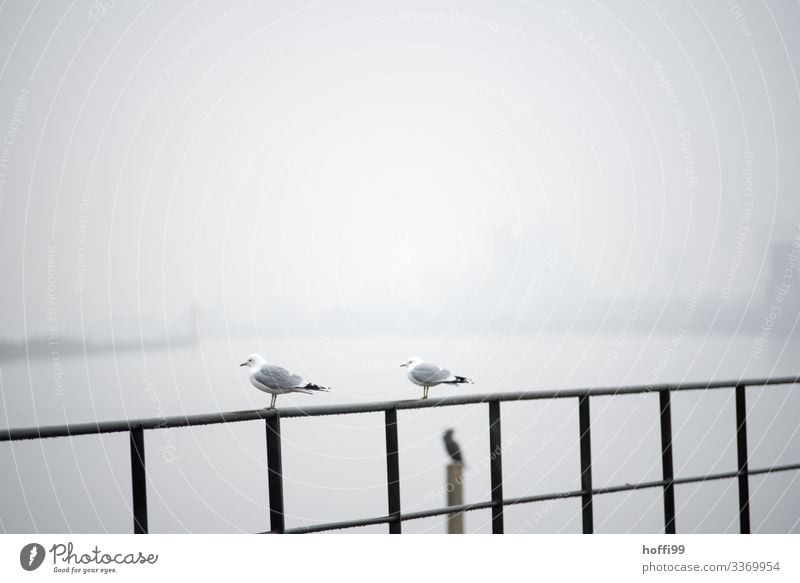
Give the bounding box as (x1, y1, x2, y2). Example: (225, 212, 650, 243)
(303, 382, 330, 392)
(445, 376, 473, 385)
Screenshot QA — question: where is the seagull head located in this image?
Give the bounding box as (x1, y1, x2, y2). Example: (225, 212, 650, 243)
(400, 356, 423, 368)
(239, 353, 265, 368)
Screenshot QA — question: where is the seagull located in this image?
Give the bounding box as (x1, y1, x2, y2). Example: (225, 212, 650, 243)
(443, 428, 464, 465)
(240, 353, 330, 409)
(400, 356, 473, 399)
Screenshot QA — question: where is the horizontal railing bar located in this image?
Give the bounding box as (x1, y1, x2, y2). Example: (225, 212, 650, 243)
(402, 500, 497, 521)
(673, 462, 800, 484)
(2, 375, 799, 441)
(507, 462, 800, 505)
(278, 515, 394, 534)
(261, 462, 800, 534)
(745, 462, 800, 477)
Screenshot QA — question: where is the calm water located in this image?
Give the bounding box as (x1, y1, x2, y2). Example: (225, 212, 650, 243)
(1, 332, 798, 533)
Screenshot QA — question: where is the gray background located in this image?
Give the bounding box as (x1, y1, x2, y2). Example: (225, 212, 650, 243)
(0, 0, 798, 533)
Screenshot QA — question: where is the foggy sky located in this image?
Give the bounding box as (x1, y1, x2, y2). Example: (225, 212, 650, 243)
(1, 0, 799, 342)
(2, 0, 800, 536)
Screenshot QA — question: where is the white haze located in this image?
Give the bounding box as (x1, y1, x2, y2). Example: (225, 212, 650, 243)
(0, 0, 799, 533)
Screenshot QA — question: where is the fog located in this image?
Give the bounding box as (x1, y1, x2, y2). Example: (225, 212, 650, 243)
(1, 0, 799, 533)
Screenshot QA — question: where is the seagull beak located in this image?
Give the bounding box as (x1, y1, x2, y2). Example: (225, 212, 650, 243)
(399, 363, 407, 368)
(239, 362, 248, 367)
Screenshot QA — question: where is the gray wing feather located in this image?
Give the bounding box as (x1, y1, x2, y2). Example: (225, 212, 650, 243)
(410, 362, 453, 385)
(254, 364, 304, 390)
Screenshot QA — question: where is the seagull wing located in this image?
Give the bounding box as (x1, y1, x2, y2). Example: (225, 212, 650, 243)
(410, 362, 454, 385)
(253, 364, 305, 390)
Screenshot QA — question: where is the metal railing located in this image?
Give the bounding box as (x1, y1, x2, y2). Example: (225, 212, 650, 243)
(1, 375, 799, 534)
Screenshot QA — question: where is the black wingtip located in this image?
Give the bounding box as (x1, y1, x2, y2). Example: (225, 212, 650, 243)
(304, 383, 331, 392)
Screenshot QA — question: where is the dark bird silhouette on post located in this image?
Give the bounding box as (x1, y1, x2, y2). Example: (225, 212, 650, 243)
(443, 428, 463, 465)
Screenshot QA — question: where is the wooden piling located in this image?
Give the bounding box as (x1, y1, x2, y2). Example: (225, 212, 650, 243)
(446, 463, 464, 534)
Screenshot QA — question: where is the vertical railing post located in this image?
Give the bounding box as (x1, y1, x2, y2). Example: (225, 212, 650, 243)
(384, 409, 402, 533)
(265, 414, 285, 533)
(659, 390, 676, 534)
(578, 395, 593, 534)
(488, 400, 504, 534)
(735, 383, 751, 534)
(129, 427, 148, 534)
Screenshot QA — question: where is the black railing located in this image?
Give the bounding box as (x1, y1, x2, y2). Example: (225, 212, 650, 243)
(1, 375, 799, 534)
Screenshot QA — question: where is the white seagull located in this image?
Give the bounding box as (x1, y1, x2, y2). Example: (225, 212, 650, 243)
(400, 356, 473, 399)
(240, 353, 330, 409)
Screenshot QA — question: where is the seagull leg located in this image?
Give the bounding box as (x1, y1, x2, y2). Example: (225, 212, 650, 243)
(423, 386, 429, 399)
(265, 394, 277, 410)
